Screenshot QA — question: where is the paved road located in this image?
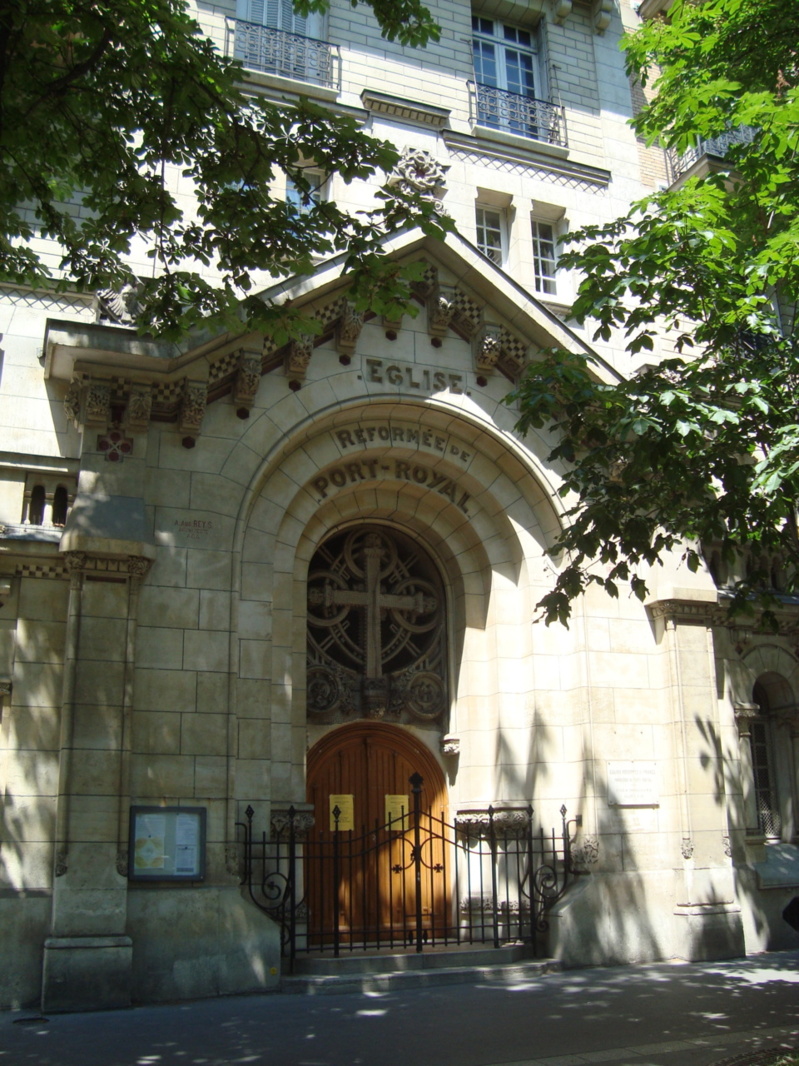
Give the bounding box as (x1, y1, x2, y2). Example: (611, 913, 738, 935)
(2, 951, 799, 1066)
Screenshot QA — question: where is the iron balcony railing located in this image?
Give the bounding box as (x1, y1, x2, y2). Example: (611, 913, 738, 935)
(232, 20, 339, 90)
(473, 83, 567, 148)
(668, 125, 757, 181)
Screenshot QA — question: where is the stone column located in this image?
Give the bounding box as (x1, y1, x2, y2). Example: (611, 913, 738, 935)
(42, 552, 153, 1012)
(652, 598, 745, 960)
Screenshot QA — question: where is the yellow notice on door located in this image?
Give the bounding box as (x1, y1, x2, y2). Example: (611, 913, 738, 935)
(384, 795, 409, 830)
(329, 794, 354, 831)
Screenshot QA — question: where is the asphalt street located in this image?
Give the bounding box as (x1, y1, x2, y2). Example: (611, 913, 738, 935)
(2, 951, 799, 1066)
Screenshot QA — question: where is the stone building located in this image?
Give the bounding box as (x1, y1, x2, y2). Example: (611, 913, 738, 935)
(1, 0, 798, 1013)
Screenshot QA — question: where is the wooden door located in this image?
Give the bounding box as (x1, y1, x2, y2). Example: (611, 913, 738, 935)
(306, 722, 449, 946)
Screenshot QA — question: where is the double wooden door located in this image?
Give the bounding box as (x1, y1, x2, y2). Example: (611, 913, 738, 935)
(306, 722, 449, 946)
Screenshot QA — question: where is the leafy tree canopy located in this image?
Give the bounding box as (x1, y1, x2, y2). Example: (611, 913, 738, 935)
(508, 0, 799, 626)
(0, 0, 448, 338)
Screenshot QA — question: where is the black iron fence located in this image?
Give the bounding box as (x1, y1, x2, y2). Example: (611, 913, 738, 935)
(237, 774, 578, 967)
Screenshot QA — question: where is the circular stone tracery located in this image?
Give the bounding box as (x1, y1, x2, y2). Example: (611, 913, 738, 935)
(306, 526, 447, 726)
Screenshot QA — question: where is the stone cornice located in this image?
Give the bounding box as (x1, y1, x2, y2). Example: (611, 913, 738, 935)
(360, 90, 450, 129)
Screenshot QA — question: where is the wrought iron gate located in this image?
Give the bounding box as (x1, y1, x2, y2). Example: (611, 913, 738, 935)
(237, 773, 578, 966)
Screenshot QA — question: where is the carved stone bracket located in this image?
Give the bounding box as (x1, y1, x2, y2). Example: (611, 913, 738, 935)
(116, 849, 128, 877)
(734, 702, 759, 736)
(441, 734, 460, 756)
(551, 0, 573, 23)
(593, 0, 613, 33)
(335, 302, 365, 358)
(456, 806, 532, 838)
(285, 335, 314, 382)
(85, 380, 112, 428)
(681, 837, 694, 860)
(473, 325, 503, 375)
(233, 350, 262, 411)
(427, 286, 457, 340)
(179, 381, 207, 437)
(271, 809, 316, 840)
(55, 850, 68, 877)
(125, 385, 153, 432)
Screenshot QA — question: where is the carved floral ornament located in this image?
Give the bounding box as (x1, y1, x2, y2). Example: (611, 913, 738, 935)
(386, 148, 450, 212)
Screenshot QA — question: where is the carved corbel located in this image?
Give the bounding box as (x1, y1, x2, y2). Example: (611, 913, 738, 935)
(285, 335, 314, 383)
(472, 324, 502, 375)
(734, 702, 759, 736)
(427, 286, 457, 341)
(593, 0, 613, 34)
(84, 380, 111, 429)
(233, 350, 262, 413)
(64, 379, 82, 428)
(178, 380, 207, 438)
(383, 314, 402, 341)
(551, 0, 573, 22)
(335, 302, 364, 360)
(125, 384, 153, 433)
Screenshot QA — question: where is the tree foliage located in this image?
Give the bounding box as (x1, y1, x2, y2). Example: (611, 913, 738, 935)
(509, 0, 799, 625)
(0, 0, 448, 338)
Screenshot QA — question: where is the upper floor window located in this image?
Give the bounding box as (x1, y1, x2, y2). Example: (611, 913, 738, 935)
(286, 169, 327, 215)
(531, 219, 557, 296)
(234, 0, 334, 88)
(23, 475, 74, 528)
(475, 206, 506, 266)
(472, 17, 565, 147)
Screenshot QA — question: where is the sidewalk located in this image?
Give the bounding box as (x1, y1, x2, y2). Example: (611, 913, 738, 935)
(2, 950, 798, 1066)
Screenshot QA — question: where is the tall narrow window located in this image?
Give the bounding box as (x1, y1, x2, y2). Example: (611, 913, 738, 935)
(28, 485, 45, 526)
(475, 207, 506, 266)
(52, 485, 69, 527)
(751, 680, 783, 837)
(531, 220, 557, 296)
(286, 169, 326, 215)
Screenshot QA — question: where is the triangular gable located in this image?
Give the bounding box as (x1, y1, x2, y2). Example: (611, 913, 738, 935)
(43, 229, 618, 438)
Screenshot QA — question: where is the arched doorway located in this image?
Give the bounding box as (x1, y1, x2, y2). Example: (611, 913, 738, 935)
(306, 722, 450, 946)
(304, 522, 451, 947)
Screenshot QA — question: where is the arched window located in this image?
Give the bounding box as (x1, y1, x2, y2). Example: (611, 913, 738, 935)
(28, 484, 46, 526)
(749, 673, 795, 839)
(306, 525, 447, 729)
(52, 485, 69, 526)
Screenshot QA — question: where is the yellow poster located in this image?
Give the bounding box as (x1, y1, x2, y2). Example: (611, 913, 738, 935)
(329, 794, 354, 831)
(384, 795, 409, 830)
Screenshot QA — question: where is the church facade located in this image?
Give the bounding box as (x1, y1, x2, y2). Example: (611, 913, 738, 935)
(1, 0, 798, 1013)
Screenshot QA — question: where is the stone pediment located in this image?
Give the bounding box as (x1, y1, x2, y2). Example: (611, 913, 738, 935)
(43, 230, 616, 441)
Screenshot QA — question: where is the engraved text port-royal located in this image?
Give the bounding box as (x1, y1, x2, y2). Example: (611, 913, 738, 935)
(313, 458, 471, 515)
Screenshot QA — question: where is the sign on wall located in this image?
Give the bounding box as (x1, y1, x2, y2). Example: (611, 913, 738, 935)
(607, 762, 659, 807)
(128, 806, 206, 881)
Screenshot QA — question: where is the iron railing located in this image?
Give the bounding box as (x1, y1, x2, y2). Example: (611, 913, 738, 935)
(237, 773, 579, 967)
(232, 20, 338, 89)
(473, 83, 567, 148)
(668, 125, 757, 181)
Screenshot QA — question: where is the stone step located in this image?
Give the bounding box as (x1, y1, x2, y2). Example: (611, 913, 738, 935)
(280, 946, 560, 994)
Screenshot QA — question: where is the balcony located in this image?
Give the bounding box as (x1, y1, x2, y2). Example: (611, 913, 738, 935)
(231, 20, 339, 90)
(668, 126, 757, 183)
(473, 83, 567, 149)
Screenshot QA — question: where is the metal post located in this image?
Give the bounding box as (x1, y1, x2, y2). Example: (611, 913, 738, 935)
(410, 773, 424, 953)
(287, 806, 297, 969)
(488, 805, 500, 949)
(332, 804, 341, 958)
